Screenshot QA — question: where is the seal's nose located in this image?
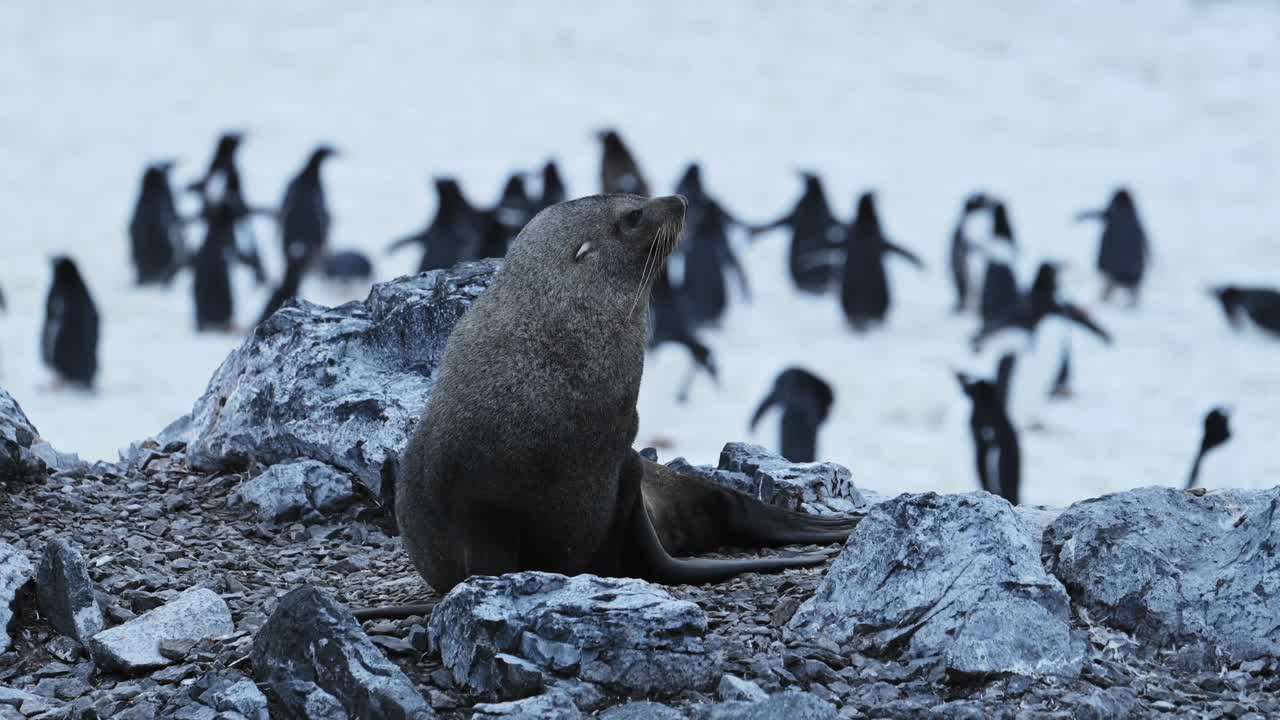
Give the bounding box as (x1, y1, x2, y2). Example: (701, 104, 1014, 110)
(647, 194, 687, 221)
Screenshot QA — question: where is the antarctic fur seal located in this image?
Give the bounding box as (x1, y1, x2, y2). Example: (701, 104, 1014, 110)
(395, 194, 857, 596)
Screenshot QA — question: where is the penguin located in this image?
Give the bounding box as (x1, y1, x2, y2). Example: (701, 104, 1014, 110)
(1186, 407, 1231, 490)
(191, 200, 237, 332)
(748, 172, 842, 294)
(478, 173, 536, 258)
(320, 250, 373, 284)
(681, 200, 750, 328)
(956, 354, 1020, 505)
(189, 131, 268, 284)
(647, 270, 717, 404)
(977, 202, 1020, 330)
(1211, 285, 1280, 337)
(41, 257, 99, 388)
(1076, 187, 1149, 306)
(748, 367, 834, 463)
(972, 262, 1112, 351)
(948, 192, 992, 312)
(278, 144, 337, 269)
(835, 192, 925, 331)
(536, 160, 567, 213)
(1048, 339, 1073, 399)
(128, 160, 184, 285)
(597, 129, 650, 196)
(387, 178, 485, 273)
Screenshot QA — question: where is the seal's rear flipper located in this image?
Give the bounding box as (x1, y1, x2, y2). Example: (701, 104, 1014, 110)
(624, 493, 838, 586)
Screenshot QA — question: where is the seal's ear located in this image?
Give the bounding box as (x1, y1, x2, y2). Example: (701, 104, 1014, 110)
(575, 241, 595, 261)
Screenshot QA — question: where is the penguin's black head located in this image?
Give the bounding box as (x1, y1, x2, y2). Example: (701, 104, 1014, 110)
(1110, 187, 1135, 213)
(1203, 407, 1231, 450)
(856, 192, 877, 217)
(309, 144, 338, 165)
(955, 373, 1000, 408)
(542, 161, 562, 183)
(151, 159, 177, 174)
(51, 256, 84, 287)
(213, 132, 244, 163)
(797, 171, 821, 191)
(1031, 262, 1061, 297)
(1211, 286, 1243, 327)
(500, 174, 528, 204)
(596, 129, 623, 149)
(679, 163, 702, 189)
(434, 178, 468, 210)
(963, 193, 990, 212)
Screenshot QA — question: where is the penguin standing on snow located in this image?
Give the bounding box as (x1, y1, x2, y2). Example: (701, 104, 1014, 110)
(749, 172, 842, 294)
(597, 129, 650, 196)
(647, 270, 717, 404)
(972, 262, 1112, 352)
(956, 354, 1020, 505)
(387, 178, 485, 273)
(949, 192, 992, 313)
(1211, 285, 1280, 338)
(191, 200, 237, 332)
(748, 367, 835, 463)
(681, 200, 750, 329)
(189, 131, 268, 284)
(977, 202, 1020, 330)
(1076, 187, 1149, 306)
(128, 160, 184, 285)
(835, 192, 925, 331)
(1186, 407, 1231, 489)
(478, 173, 536, 258)
(278, 144, 337, 269)
(41, 257, 100, 388)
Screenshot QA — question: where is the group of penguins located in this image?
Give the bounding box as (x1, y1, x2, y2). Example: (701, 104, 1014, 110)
(15, 129, 1280, 504)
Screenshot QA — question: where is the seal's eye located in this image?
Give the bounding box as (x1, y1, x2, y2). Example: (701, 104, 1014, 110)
(574, 242, 595, 261)
(620, 209, 643, 231)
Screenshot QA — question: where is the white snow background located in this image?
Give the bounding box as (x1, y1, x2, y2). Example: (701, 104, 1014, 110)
(0, 2, 1276, 506)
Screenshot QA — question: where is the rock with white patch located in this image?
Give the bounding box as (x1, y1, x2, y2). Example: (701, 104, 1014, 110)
(230, 459, 354, 522)
(0, 543, 34, 653)
(787, 492, 1084, 678)
(0, 387, 82, 480)
(1044, 486, 1280, 664)
(429, 572, 716, 700)
(36, 538, 104, 644)
(185, 261, 499, 496)
(666, 442, 864, 515)
(88, 587, 233, 672)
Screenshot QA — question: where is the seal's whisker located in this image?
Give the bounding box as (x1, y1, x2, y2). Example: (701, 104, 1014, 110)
(628, 230, 661, 320)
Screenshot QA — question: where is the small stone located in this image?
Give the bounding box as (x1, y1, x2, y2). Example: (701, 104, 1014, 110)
(36, 538, 105, 644)
(230, 460, 354, 523)
(88, 587, 234, 672)
(0, 543, 34, 654)
(199, 676, 269, 720)
(159, 638, 197, 661)
(718, 674, 769, 703)
(471, 690, 582, 719)
(45, 635, 83, 663)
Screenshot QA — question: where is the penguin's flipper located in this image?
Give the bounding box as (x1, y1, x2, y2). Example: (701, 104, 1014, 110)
(749, 391, 782, 433)
(1073, 209, 1105, 222)
(745, 212, 794, 239)
(995, 353, 1016, 410)
(884, 240, 925, 270)
(386, 232, 423, 255)
(1057, 303, 1112, 345)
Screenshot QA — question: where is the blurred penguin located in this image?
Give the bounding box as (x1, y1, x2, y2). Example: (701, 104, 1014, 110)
(257, 252, 309, 327)
(1186, 407, 1231, 490)
(189, 131, 268, 284)
(387, 178, 485, 273)
(321, 250, 373, 285)
(972, 262, 1111, 351)
(749, 172, 842, 294)
(681, 200, 750, 329)
(948, 192, 992, 312)
(536, 160, 567, 213)
(977, 202, 1020, 331)
(1211, 285, 1280, 338)
(191, 200, 237, 333)
(648, 270, 717, 404)
(479, 173, 536, 258)
(278, 144, 337, 269)
(41, 257, 99, 389)
(956, 354, 1020, 505)
(1076, 187, 1149, 306)
(834, 192, 925, 331)
(597, 129, 650, 196)
(128, 160, 184, 285)
(748, 367, 834, 463)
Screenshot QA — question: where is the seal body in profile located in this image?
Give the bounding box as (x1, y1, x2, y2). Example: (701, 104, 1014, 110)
(397, 194, 856, 594)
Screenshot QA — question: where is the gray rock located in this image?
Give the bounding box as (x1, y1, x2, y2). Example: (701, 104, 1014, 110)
(717, 674, 768, 703)
(0, 387, 82, 480)
(1044, 486, 1280, 663)
(251, 585, 433, 719)
(0, 686, 55, 714)
(668, 442, 864, 515)
(788, 492, 1083, 678)
(187, 261, 499, 495)
(430, 572, 716, 699)
(600, 702, 686, 720)
(198, 677, 269, 720)
(36, 538, 104, 644)
(229, 459, 353, 523)
(470, 690, 583, 719)
(691, 691, 837, 720)
(0, 543, 33, 653)
(88, 587, 233, 672)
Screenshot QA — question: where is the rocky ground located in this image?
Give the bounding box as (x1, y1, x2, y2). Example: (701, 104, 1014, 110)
(4, 266, 1280, 719)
